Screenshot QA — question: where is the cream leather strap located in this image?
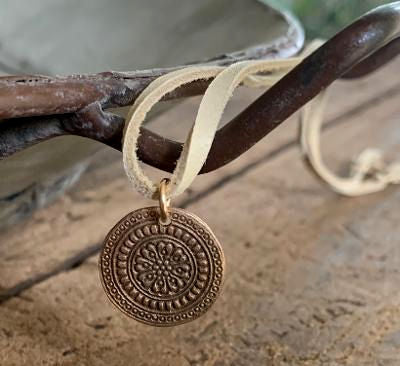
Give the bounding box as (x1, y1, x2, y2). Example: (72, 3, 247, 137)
(122, 47, 318, 200)
(299, 90, 400, 196)
(124, 39, 395, 201)
(123, 66, 222, 200)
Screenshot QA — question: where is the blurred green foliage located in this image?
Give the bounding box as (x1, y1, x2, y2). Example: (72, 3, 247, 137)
(266, 0, 393, 39)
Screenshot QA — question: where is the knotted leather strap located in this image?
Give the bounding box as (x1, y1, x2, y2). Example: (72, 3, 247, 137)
(299, 89, 400, 196)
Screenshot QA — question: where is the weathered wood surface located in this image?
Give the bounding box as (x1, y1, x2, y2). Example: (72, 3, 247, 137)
(0, 58, 400, 365)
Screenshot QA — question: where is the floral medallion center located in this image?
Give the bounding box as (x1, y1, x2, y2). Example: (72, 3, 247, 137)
(132, 240, 194, 297)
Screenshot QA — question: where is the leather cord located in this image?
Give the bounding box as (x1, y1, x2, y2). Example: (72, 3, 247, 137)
(122, 41, 326, 201)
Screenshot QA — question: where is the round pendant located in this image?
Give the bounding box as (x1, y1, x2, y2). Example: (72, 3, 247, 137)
(99, 207, 225, 326)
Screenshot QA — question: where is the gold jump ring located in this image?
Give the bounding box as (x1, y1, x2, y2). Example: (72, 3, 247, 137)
(158, 178, 171, 225)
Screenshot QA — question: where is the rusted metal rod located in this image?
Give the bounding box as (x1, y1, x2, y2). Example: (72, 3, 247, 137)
(1, 3, 400, 175)
(0, 8, 304, 160)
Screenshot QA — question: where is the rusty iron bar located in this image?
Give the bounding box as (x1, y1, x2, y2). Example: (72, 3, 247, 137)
(0, 7, 304, 159)
(1, 3, 400, 175)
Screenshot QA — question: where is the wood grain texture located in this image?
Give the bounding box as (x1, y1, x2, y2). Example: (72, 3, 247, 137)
(0, 58, 400, 365)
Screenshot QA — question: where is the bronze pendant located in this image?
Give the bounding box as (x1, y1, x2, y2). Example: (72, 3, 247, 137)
(99, 206, 225, 326)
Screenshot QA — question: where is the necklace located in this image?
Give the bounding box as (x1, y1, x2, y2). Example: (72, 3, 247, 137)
(99, 42, 322, 326)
